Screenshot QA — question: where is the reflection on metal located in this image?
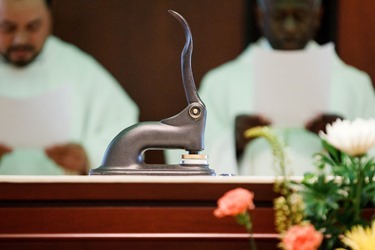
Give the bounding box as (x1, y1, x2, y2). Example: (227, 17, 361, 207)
(90, 10, 215, 176)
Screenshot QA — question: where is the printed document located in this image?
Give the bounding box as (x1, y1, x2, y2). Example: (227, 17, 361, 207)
(253, 43, 334, 127)
(0, 86, 71, 148)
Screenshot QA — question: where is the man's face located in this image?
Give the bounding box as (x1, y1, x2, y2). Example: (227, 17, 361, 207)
(0, 0, 51, 67)
(257, 0, 321, 50)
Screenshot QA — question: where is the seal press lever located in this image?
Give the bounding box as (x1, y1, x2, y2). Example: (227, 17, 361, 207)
(90, 10, 215, 176)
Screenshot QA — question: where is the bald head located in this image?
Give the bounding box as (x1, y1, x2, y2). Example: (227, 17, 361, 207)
(256, 0, 323, 50)
(0, 0, 52, 67)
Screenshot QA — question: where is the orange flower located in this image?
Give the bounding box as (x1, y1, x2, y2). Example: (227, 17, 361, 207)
(282, 224, 323, 250)
(213, 188, 255, 218)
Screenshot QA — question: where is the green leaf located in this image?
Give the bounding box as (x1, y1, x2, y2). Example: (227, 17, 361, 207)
(321, 140, 342, 164)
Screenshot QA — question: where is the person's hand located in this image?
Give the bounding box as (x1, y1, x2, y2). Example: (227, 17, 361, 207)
(305, 113, 344, 135)
(0, 144, 12, 162)
(235, 114, 271, 159)
(45, 143, 89, 175)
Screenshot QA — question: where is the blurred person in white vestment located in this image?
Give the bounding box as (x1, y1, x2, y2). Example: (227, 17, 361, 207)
(166, 0, 375, 176)
(0, 0, 139, 175)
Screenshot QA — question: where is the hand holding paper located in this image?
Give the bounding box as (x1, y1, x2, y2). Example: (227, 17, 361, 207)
(235, 114, 271, 158)
(0, 144, 12, 161)
(45, 143, 88, 175)
(305, 113, 344, 135)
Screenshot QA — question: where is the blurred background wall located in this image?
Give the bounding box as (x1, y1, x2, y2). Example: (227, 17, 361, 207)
(51, 0, 375, 163)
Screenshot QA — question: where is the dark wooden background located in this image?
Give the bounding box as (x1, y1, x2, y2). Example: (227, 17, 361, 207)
(52, 0, 248, 121)
(51, 0, 375, 163)
(338, 1, 375, 90)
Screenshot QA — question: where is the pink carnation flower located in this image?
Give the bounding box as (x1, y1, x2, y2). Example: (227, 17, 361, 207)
(282, 224, 323, 250)
(213, 188, 255, 218)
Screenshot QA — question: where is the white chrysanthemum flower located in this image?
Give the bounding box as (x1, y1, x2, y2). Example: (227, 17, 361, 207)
(319, 118, 375, 157)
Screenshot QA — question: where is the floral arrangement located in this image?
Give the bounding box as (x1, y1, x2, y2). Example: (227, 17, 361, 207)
(214, 118, 375, 250)
(297, 118, 375, 249)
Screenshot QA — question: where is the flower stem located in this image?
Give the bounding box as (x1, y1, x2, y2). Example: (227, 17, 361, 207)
(249, 233, 257, 250)
(247, 214, 257, 250)
(354, 157, 363, 223)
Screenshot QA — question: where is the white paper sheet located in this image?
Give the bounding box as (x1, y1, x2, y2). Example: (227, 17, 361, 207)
(0, 86, 71, 148)
(253, 43, 334, 127)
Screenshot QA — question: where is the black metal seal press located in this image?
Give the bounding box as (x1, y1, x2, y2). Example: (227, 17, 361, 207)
(90, 10, 215, 176)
